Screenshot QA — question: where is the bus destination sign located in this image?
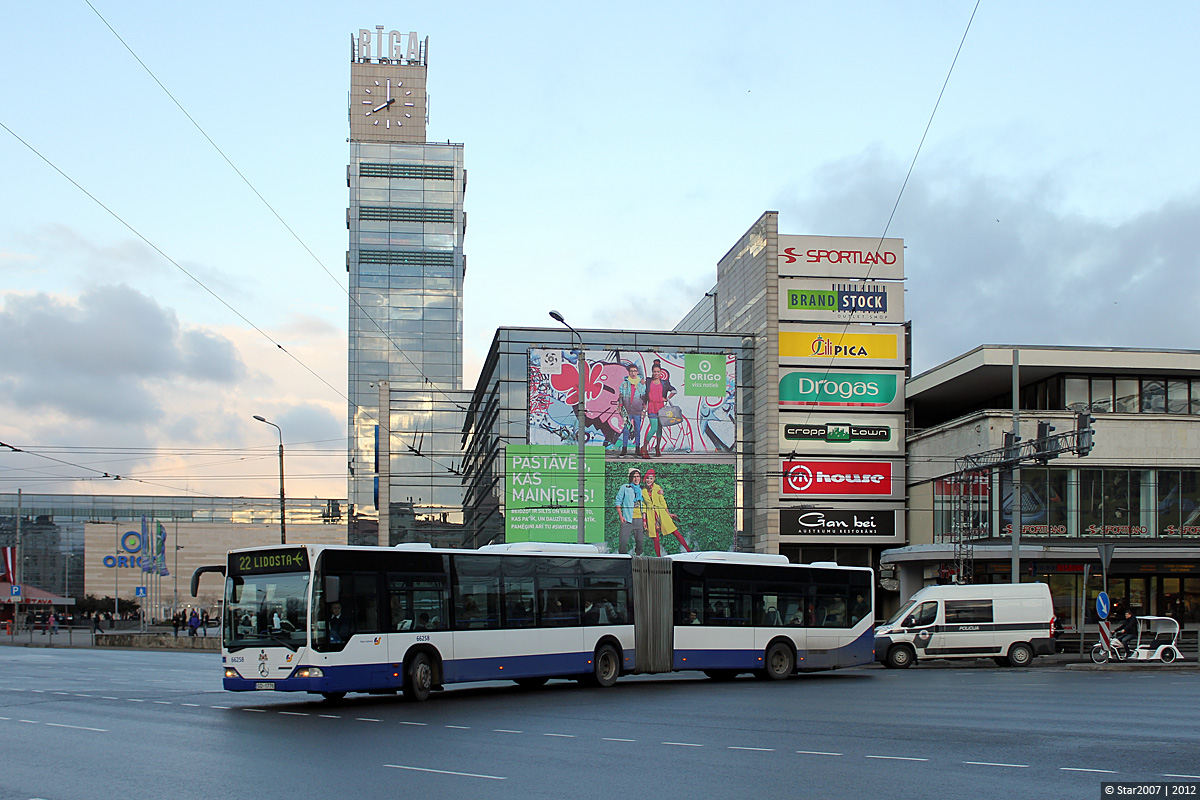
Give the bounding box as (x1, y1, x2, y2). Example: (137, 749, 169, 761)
(230, 548, 309, 576)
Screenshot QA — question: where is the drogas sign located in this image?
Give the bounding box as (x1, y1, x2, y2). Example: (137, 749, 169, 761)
(779, 370, 904, 411)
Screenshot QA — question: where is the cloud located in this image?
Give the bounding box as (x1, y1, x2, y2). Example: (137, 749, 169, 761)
(776, 152, 1200, 373)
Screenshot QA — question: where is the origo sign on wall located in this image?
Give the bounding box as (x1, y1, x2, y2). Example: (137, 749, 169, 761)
(779, 369, 904, 412)
(781, 459, 904, 500)
(778, 278, 904, 324)
(779, 414, 904, 455)
(776, 235, 904, 280)
(779, 507, 903, 542)
(778, 324, 904, 368)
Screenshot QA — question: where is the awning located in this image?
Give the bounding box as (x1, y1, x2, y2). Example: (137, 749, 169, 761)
(0, 582, 76, 606)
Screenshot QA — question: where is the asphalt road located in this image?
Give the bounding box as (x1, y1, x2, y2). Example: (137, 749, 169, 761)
(1, 647, 1197, 800)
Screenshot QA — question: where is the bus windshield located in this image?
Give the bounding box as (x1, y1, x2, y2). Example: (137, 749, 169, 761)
(224, 571, 310, 652)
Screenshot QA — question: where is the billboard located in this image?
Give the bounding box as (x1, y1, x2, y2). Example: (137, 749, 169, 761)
(779, 323, 905, 368)
(779, 413, 905, 455)
(603, 459, 736, 555)
(777, 235, 904, 280)
(779, 369, 905, 411)
(778, 278, 904, 324)
(505, 445, 605, 544)
(528, 349, 735, 456)
(781, 458, 905, 500)
(779, 506, 904, 543)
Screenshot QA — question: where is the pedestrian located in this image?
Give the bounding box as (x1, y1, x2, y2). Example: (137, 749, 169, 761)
(92, 614, 102, 635)
(172, 613, 180, 638)
(201, 611, 208, 636)
(188, 610, 200, 637)
(48, 612, 58, 634)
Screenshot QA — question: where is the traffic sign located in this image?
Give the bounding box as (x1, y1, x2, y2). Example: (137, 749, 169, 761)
(9, 585, 20, 597)
(135, 586, 147, 598)
(1096, 591, 1110, 620)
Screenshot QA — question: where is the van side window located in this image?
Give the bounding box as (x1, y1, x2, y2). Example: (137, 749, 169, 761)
(909, 601, 937, 627)
(944, 599, 993, 624)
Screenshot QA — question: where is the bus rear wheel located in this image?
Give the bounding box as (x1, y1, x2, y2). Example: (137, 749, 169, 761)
(404, 652, 434, 702)
(763, 642, 795, 680)
(590, 644, 620, 688)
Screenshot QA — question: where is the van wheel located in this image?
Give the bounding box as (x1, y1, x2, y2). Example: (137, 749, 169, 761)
(1007, 643, 1033, 667)
(764, 642, 795, 680)
(886, 645, 915, 669)
(404, 652, 434, 702)
(590, 644, 620, 687)
(1161, 648, 1177, 664)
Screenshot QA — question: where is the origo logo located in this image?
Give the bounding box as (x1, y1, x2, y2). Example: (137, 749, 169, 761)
(684, 353, 727, 397)
(780, 330, 898, 361)
(782, 460, 894, 497)
(779, 372, 899, 407)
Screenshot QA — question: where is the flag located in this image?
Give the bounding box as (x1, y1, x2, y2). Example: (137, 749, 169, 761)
(141, 516, 153, 573)
(156, 522, 170, 577)
(0, 546, 14, 583)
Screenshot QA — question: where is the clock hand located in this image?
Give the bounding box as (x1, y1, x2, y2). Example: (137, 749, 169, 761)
(371, 99, 395, 113)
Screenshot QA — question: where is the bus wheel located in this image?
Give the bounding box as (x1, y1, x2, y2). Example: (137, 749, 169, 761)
(514, 676, 549, 688)
(404, 652, 434, 702)
(704, 669, 738, 681)
(764, 642, 795, 680)
(1006, 643, 1033, 667)
(320, 692, 346, 702)
(590, 644, 620, 688)
(885, 645, 915, 669)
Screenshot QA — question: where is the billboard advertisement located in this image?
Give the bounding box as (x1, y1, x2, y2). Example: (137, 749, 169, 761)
(777, 235, 904, 280)
(779, 324, 905, 368)
(779, 369, 905, 411)
(603, 460, 736, 556)
(778, 278, 904, 324)
(779, 413, 905, 455)
(505, 445, 606, 544)
(779, 505, 904, 543)
(781, 458, 905, 500)
(528, 349, 735, 457)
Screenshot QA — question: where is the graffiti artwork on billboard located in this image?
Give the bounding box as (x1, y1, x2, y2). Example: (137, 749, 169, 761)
(779, 369, 904, 411)
(779, 508, 901, 539)
(778, 278, 904, 324)
(779, 324, 904, 368)
(781, 459, 904, 500)
(603, 460, 735, 556)
(505, 445, 605, 544)
(528, 349, 735, 457)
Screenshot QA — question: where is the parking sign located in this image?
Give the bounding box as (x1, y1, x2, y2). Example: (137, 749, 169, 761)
(9, 585, 20, 597)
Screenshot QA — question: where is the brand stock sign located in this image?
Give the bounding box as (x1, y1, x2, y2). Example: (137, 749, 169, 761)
(778, 278, 904, 324)
(781, 459, 903, 500)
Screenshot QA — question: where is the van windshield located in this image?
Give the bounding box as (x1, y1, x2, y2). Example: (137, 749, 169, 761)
(883, 600, 916, 626)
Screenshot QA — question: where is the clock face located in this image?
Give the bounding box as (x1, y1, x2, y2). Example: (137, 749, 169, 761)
(359, 78, 417, 130)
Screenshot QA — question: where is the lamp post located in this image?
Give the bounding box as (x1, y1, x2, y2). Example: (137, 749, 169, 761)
(253, 415, 287, 544)
(549, 310, 587, 545)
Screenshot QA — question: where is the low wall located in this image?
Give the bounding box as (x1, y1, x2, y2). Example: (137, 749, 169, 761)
(98, 632, 220, 651)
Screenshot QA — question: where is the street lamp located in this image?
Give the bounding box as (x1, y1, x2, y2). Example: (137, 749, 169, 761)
(253, 415, 287, 544)
(549, 310, 587, 545)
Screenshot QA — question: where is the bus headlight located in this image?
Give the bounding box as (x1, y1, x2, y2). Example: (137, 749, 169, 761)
(294, 667, 324, 678)
(225, 667, 241, 679)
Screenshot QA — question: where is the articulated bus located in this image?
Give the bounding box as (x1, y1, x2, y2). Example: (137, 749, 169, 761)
(200, 542, 874, 702)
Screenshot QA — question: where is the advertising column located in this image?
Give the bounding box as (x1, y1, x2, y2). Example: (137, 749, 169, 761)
(776, 236, 907, 548)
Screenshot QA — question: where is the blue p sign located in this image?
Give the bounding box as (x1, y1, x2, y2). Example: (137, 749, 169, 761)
(9, 585, 20, 597)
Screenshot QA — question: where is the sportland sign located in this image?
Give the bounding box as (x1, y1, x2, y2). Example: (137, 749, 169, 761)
(776, 235, 904, 281)
(779, 369, 905, 412)
(780, 459, 905, 500)
(779, 323, 905, 368)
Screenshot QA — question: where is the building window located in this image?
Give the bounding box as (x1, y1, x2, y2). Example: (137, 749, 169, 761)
(1114, 379, 1139, 413)
(359, 163, 454, 180)
(1090, 378, 1113, 413)
(1141, 380, 1166, 413)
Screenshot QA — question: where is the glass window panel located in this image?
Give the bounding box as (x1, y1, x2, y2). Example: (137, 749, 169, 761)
(356, 188, 389, 201)
(391, 189, 424, 203)
(1159, 470, 1182, 535)
(1048, 469, 1069, 533)
(1023, 468, 1051, 532)
(1192, 380, 1200, 415)
(1102, 470, 1130, 530)
(424, 234, 455, 249)
(1090, 378, 1113, 412)
(1115, 379, 1139, 413)
(1079, 469, 1104, 534)
(1167, 380, 1188, 414)
(389, 276, 423, 289)
(1141, 380, 1166, 413)
(1182, 472, 1200, 533)
(388, 232, 424, 247)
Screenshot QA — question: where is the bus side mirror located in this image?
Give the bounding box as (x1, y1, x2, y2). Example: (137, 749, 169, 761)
(324, 575, 340, 603)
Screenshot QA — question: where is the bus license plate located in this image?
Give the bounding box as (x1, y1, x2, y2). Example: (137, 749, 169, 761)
(255, 682, 275, 690)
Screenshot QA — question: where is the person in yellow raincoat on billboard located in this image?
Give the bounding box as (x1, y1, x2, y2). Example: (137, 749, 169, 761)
(641, 468, 691, 556)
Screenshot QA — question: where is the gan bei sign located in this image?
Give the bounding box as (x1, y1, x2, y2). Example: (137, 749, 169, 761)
(779, 507, 903, 542)
(778, 278, 904, 324)
(781, 459, 904, 500)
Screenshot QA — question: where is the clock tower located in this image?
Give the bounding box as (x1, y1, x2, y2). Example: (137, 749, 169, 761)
(348, 27, 428, 142)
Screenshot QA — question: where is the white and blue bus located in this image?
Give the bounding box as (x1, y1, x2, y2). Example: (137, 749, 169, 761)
(200, 542, 874, 702)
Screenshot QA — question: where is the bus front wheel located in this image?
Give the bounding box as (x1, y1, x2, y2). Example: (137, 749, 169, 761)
(763, 642, 795, 680)
(404, 652, 434, 702)
(590, 644, 620, 688)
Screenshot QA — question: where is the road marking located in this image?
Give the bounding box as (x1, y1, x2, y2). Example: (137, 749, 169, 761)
(152, 701, 172, 705)
(243, 709, 266, 713)
(357, 718, 381, 722)
(1060, 767, 1118, 774)
(603, 738, 637, 742)
(663, 742, 702, 747)
(73, 694, 92, 697)
(866, 756, 928, 762)
(398, 721, 426, 726)
(19, 720, 38, 724)
(127, 699, 144, 703)
(0, 716, 8, 720)
(210, 706, 230, 710)
(279, 712, 308, 716)
(101, 697, 119, 700)
(181, 703, 200, 707)
(445, 725, 470, 729)
(46, 722, 107, 732)
(319, 714, 340, 719)
(796, 751, 843, 756)
(384, 764, 505, 781)
(1165, 774, 1200, 779)
(964, 761, 1029, 768)
(729, 746, 775, 752)
(53, 691, 69, 695)
(493, 729, 523, 734)
(544, 733, 574, 738)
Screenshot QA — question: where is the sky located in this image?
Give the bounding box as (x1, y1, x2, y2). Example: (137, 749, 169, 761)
(2, 1, 1198, 502)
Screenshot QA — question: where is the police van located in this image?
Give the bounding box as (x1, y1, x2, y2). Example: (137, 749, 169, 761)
(874, 583, 1056, 668)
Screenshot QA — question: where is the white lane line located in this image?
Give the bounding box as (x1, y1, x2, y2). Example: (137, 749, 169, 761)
(101, 697, 119, 700)
(1060, 767, 1118, 774)
(797, 751, 843, 756)
(964, 761, 1029, 768)
(127, 699, 144, 703)
(181, 703, 200, 707)
(543, 733, 575, 738)
(866, 756, 929, 762)
(729, 746, 775, 752)
(279, 712, 309, 716)
(319, 714, 340, 719)
(152, 701, 172, 705)
(1165, 774, 1200, 779)
(663, 742, 703, 747)
(52, 691, 69, 695)
(384, 764, 505, 781)
(357, 718, 382, 722)
(46, 722, 107, 732)
(210, 706, 230, 710)
(603, 738, 637, 742)
(73, 694, 93, 698)
(243, 709, 266, 713)
(398, 721, 426, 726)
(445, 725, 470, 729)
(19, 720, 38, 724)
(493, 729, 523, 734)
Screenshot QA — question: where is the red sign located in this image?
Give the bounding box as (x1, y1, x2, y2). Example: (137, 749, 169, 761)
(782, 459, 894, 497)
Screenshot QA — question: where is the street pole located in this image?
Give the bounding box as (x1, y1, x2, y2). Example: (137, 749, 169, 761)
(1011, 349, 1022, 584)
(173, 519, 180, 618)
(254, 415, 287, 544)
(14, 489, 21, 634)
(549, 311, 587, 545)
